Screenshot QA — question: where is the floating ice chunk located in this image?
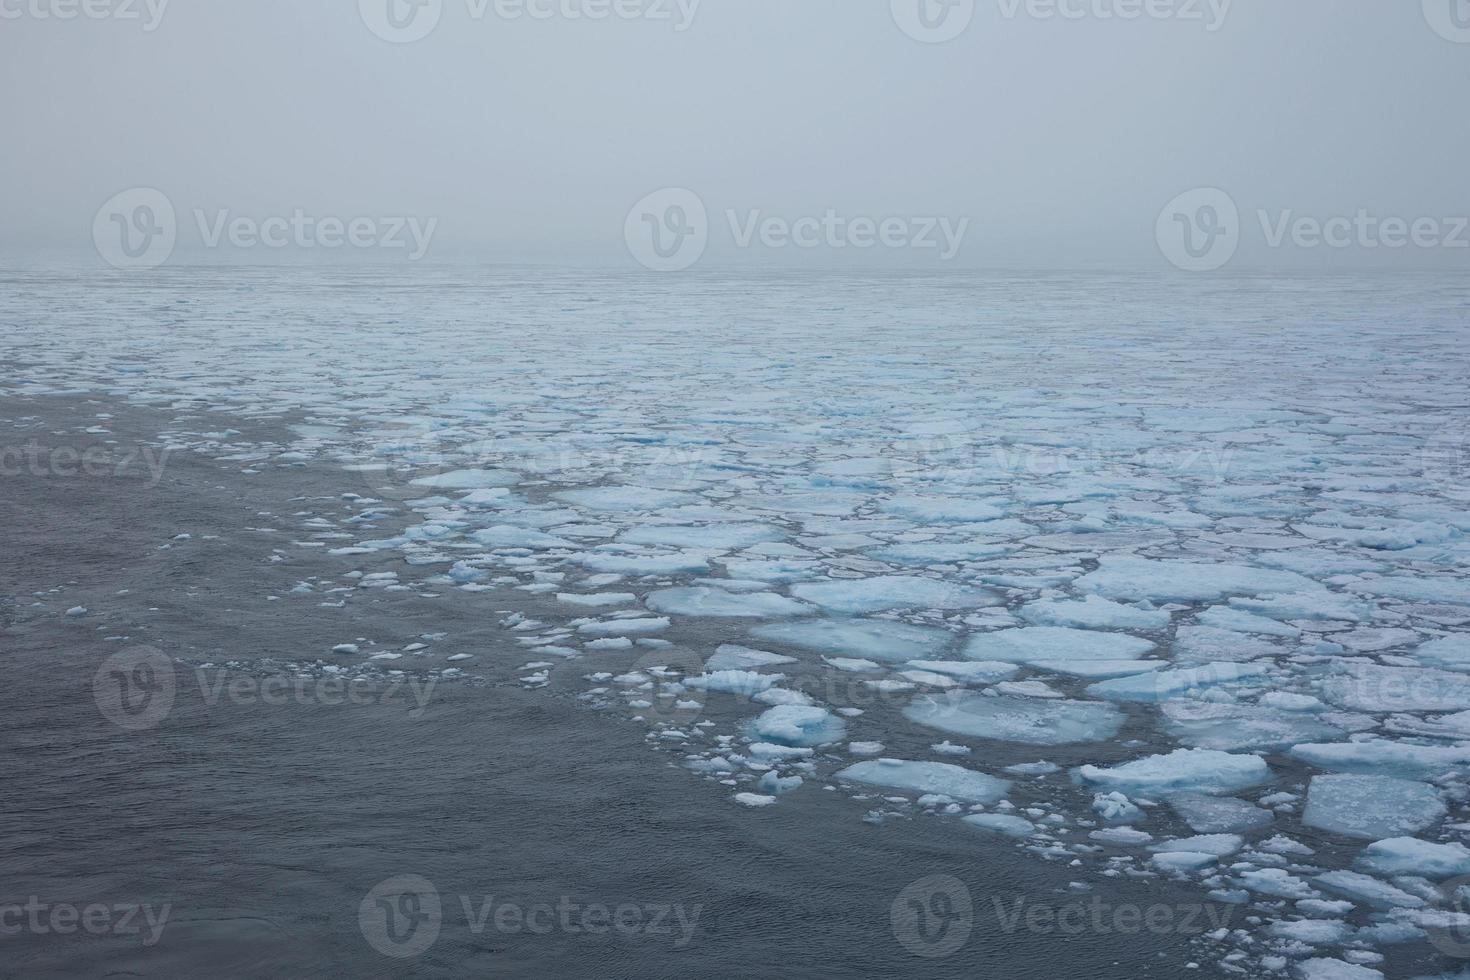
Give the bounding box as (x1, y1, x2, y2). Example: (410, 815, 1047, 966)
(1294, 958, 1383, 980)
(824, 656, 884, 673)
(834, 758, 1011, 803)
(1169, 795, 1273, 834)
(905, 693, 1124, 746)
(906, 660, 1020, 683)
(1196, 605, 1300, 637)
(411, 468, 520, 489)
(1312, 871, 1426, 911)
(1415, 635, 1470, 672)
(791, 576, 998, 614)
(1349, 576, 1468, 606)
(1075, 556, 1324, 602)
(577, 617, 670, 637)
(964, 627, 1155, 664)
(570, 549, 715, 576)
(1092, 791, 1143, 824)
(748, 705, 847, 747)
(586, 637, 633, 650)
(718, 557, 818, 583)
(751, 619, 954, 663)
(1088, 662, 1269, 702)
(1031, 660, 1167, 680)
(1228, 592, 1373, 623)
(622, 523, 783, 550)
(686, 671, 785, 696)
(1321, 664, 1470, 713)
(704, 644, 797, 670)
(734, 793, 778, 807)
(470, 525, 573, 549)
(1005, 761, 1060, 776)
(931, 741, 971, 756)
(1150, 851, 1218, 872)
(1150, 834, 1243, 857)
(554, 486, 699, 512)
(1261, 692, 1324, 711)
(1268, 919, 1353, 945)
(757, 771, 804, 795)
(848, 741, 884, 755)
(1019, 595, 1171, 631)
(879, 495, 1004, 523)
(1171, 626, 1282, 664)
(1303, 775, 1446, 840)
(963, 813, 1036, 837)
(1090, 827, 1153, 846)
(1238, 868, 1321, 900)
(1288, 741, 1470, 780)
(868, 541, 1015, 566)
(994, 680, 1064, 699)
(1355, 838, 1470, 879)
(1075, 749, 1271, 796)
(646, 586, 811, 618)
(557, 592, 638, 607)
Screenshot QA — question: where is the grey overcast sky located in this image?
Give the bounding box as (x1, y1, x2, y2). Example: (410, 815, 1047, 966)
(2, 0, 1468, 269)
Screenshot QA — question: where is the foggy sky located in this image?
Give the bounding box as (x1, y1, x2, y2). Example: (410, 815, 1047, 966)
(3, 0, 1467, 269)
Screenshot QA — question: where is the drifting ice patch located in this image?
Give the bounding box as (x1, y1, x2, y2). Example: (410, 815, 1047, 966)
(750, 619, 954, 663)
(646, 586, 811, 618)
(747, 705, 847, 747)
(790, 576, 998, 614)
(905, 693, 1125, 746)
(834, 758, 1011, 803)
(1075, 749, 1271, 796)
(1075, 556, 1323, 602)
(963, 627, 1155, 664)
(1302, 774, 1446, 840)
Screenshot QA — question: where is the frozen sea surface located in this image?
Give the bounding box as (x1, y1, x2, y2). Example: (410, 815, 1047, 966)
(5, 267, 1470, 978)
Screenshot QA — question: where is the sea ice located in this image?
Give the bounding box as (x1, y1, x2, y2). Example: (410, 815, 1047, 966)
(905, 693, 1125, 745)
(963, 627, 1155, 664)
(750, 619, 954, 662)
(834, 758, 1011, 803)
(1302, 775, 1446, 840)
(1075, 749, 1271, 796)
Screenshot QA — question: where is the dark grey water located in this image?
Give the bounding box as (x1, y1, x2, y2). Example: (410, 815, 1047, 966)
(0, 394, 1304, 978)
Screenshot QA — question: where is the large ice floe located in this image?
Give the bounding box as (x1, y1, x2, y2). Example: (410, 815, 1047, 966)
(9, 269, 1469, 977)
